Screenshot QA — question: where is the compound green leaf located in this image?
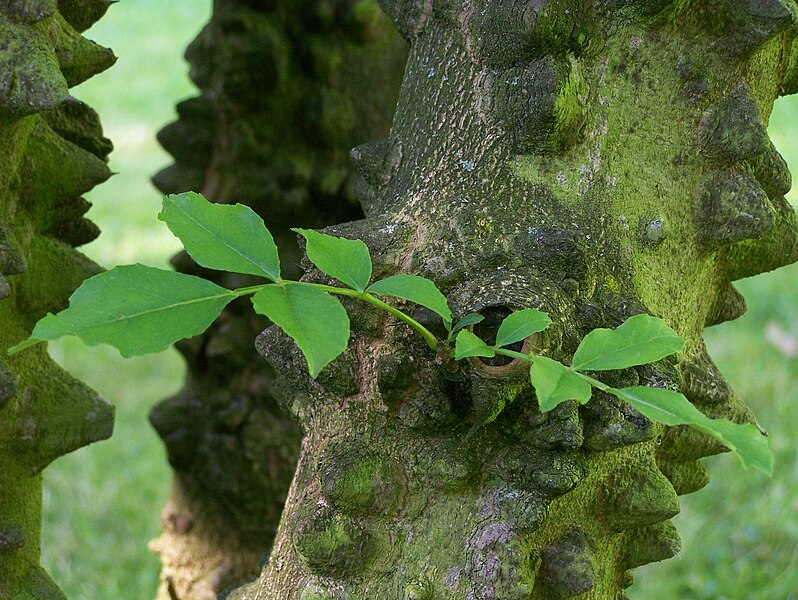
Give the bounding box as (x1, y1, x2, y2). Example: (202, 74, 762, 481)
(609, 386, 772, 475)
(454, 329, 495, 360)
(293, 228, 372, 291)
(251, 283, 349, 378)
(530, 355, 592, 412)
(368, 274, 452, 328)
(495, 309, 551, 348)
(571, 314, 684, 371)
(159, 192, 281, 281)
(8, 264, 235, 357)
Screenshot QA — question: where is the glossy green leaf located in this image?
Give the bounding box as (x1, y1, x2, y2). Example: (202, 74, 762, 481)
(452, 313, 484, 334)
(293, 228, 372, 291)
(571, 314, 684, 371)
(609, 386, 772, 475)
(368, 274, 452, 327)
(495, 309, 551, 348)
(530, 355, 592, 412)
(8, 264, 235, 357)
(251, 283, 349, 378)
(159, 192, 281, 281)
(454, 329, 495, 360)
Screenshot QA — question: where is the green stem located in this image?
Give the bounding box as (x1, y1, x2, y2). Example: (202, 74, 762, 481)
(493, 347, 533, 362)
(235, 281, 440, 351)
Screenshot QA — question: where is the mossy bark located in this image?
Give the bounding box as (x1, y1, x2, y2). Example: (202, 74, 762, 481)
(228, 2, 798, 598)
(0, 1, 115, 597)
(148, 2, 407, 597)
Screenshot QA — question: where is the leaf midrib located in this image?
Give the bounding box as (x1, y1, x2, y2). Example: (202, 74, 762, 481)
(171, 200, 276, 279)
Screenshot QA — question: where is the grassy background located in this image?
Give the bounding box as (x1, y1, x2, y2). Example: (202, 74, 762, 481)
(40, 4, 798, 599)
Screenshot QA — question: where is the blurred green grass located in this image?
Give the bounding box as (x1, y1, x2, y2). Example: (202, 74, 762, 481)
(39, 5, 798, 599)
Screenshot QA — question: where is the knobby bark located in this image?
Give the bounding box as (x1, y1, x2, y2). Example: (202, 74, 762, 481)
(0, 1, 115, 597)
(225, 1, 798, 598)
(148, 2, 406, 597)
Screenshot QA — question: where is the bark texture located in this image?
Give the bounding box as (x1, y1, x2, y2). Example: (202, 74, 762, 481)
(228, 1, 798, 598)
(0, 1, 115, 597)
(148, 2, 407, 597)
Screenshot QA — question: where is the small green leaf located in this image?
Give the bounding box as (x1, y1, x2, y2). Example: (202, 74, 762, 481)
(495, 309, 551, 348)
(8, 264, 235, 357)
(609, 386, 772, 475)
(571, 314, 685, 372)
(251, 283, 349, 378)
(159, 192, 281, 281)
(530, 355, 593, 412)
(454, 329, 495, 360)
(293, 228, 372, 291)
(452, 313, 484, 333)
(368, 274, 452, 328)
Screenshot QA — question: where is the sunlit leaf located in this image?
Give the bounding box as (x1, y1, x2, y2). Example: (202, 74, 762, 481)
(368, 274, 452, 328)
(454, 329, 495, 359)
(293, 228, 372, 291)
(495, 309, 551, 348)
(160, 192, 281, 281)
(8, 264, 235, 357)
(571, 314, 684, 371)
(529, 355, 592, 412)
(251, 283, 349, 378)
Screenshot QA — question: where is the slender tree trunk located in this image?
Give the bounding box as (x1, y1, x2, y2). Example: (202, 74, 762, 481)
(230, 1, 798, 598)
(148, 2, 407, 597)
(0, 1, 115, 597)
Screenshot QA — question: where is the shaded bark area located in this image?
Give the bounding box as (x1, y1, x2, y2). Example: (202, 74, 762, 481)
(0, 1, 115, 597)
(148, 2, 407, 597)
(230, 1, 798, 598)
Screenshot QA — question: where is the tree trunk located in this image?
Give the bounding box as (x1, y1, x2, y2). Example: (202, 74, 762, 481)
(0, 1, 115, 597)
(147, 2, 407, 597)
(231, 1, 798, 598)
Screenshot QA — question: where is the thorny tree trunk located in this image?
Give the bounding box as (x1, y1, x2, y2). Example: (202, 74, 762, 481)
(148, 1, 406, 597)
(227, 1, 798, 599)
(0, 1, 115, 598)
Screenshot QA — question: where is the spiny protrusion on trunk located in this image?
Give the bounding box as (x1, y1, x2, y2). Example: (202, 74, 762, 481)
(57, 0, 117, 33)
(710, 0, 798, 57)
(375, 0, 431, 41)
(151, 163, 206, 196)
(748, 141, 793, 199)
(538, 531, 596, 599)
(581, 390, 656, 451)
(148, 393, 202, 471)
(469, 0, 587, 68)
(488, 55, 586, 154)
(1, 0, 57, 23)
(293, 507, 382, 577)
(704, 281, 747, 327)
(621, 520, 681, 569)
(719, 193, 798, 281)
(0, 522, 25, 552)
(698, 85, 768, 165)
(403, 577, 436, 600)
(680, 346, 732, 407)
(658, 459, 710, 495)
(494, 445, 586, 498)
(24, 119, 112, 205)
(13, 375, 114, 473)
(464, 520, 536, 598)
(0, 224, 27, 275)
(524, 399, 584, 450)
(695, 170, 776, 250)
(43, 100, 113, 159)
(0, 18, 70, 123)
(599, 460, 680, 532)
(318, 441, 406, 516)
(350, 136, 404, 189)
(52, 13, 116, 87)
(156, 100, 214, 170)
(638, 213, 670, 248)
(14, 563, 68, 599)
